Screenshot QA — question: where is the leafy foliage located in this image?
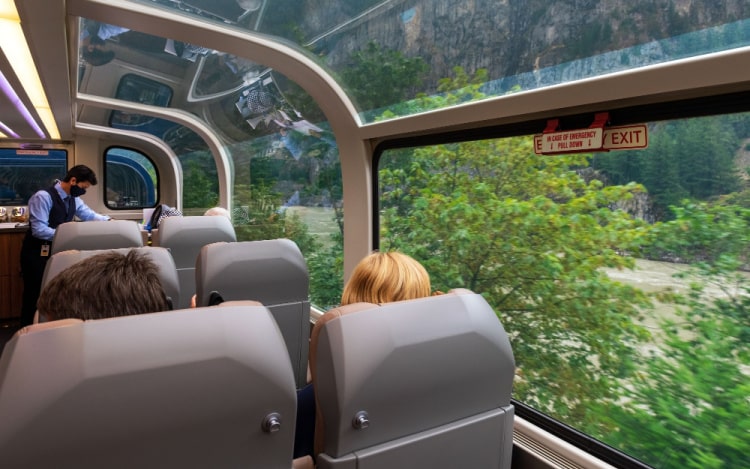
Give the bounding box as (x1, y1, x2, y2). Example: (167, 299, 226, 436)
(308, 229, 344, 309)
(182, 156, 219, 210)
(232, 182, 321, 260)
(642, 202, 750, 265)
(592, 117, 743, 219)
(605, 232, 750, 468)
(379, 68, 653, 433)
(340, 41, 428, 112)
(378, 80, 750, 465)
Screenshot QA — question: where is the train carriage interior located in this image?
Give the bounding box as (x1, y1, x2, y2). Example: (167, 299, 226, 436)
(1, 0, 749, 468)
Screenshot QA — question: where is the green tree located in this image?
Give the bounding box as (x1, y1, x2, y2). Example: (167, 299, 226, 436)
(308, 229, 344, 309)
(379, 69, 653, 435)
(340, 41, 428, 112)
(605, 226, 750, 468)
(233, 182, 321, 259)
(593, 116, 744, 220)
(299, 43, 427, 306)
(676, 118, 740, 200)
(233, 179, 344, 309)
(639, 126, 687, 219)
(643, 202, 750, 264)
(182, 157, 219, 209)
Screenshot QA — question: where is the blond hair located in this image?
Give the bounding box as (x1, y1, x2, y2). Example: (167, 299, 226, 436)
(341, 251, 431, 305)
(204, 207, 231, 219)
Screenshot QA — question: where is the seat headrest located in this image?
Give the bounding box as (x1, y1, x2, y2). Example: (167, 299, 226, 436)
(51, 219, 142, 255)
(311, 289, 515, 457)
(153, 216, 236, 264)
(195, 238, 312, 387)
(196, 238, 308, 306)
(0, 305, 297, 468)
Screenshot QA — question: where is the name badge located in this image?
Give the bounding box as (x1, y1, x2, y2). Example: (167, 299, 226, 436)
(41, 244, 50, 257)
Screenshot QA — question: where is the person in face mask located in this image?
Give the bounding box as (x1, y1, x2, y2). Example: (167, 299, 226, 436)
(19, 165, 111, 327)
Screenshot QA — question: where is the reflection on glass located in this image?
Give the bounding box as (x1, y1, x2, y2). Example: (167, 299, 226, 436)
(191, 53, 265, 98)
(122, 0, 749, 121)
(105, 147, 158, 209)
(150, 0, 261, 25)
(0, 149, 67, 206)
(110, 74, 172, 128)
(78, 16, 328, 146)
(78, 15, 344, 287)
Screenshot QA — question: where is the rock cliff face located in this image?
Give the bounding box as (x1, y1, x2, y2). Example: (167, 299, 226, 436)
(298, 0, 748, 93)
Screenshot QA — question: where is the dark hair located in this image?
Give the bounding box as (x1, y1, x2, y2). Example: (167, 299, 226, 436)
(81, 36, 115, 66)
(62, 165, 98, 185)
(37, 250, 170, 321)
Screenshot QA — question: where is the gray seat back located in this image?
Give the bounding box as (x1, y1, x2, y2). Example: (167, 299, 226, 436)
(40, 247, 181, 310)
(154, 216, 236, 309)
(196, 239, 310, 388)
(310, 289, 515, 469)
(0, 305, 297, 469)
(51, 219, 143, 254)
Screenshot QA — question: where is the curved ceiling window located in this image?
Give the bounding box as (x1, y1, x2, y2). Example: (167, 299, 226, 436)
(76, 15, 343, 298)
(126, 0, 750, 122)
(104, 146, 158, 209)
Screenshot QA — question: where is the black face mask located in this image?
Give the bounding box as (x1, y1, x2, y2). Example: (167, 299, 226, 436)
(70, 185, 87, 198)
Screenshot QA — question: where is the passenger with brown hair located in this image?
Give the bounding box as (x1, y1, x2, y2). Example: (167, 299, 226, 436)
(36, 250, 171, 322)
(340, 251, 432, 305)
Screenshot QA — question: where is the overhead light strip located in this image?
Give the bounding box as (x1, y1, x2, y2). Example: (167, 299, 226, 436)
(0, 0, 60, 139)
(0, 119, 19, 138)
(0, 67, 44, 138)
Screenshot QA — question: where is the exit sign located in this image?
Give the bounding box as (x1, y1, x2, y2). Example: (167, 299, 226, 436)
(534, 124, 648, 154)
(601, 124, 648, 150)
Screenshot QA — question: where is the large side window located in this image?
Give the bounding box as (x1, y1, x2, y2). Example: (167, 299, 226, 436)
(378, 111, 750, 469)
(104, 147, 158, 209)
(0, 148, 67, 205)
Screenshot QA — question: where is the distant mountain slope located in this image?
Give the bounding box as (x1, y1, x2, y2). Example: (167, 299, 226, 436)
(296, 0, 748, 93)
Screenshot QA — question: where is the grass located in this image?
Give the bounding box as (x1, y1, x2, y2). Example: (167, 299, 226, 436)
(284, 206, 340, 246)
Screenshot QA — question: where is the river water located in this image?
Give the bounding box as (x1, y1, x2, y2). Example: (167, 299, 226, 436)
(603, 258, 750, 341)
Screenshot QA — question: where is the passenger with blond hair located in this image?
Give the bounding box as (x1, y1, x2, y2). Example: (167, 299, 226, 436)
(297, 251, 434, 460)
(340, 251, 432, 305)
(203, 206, 231, 219)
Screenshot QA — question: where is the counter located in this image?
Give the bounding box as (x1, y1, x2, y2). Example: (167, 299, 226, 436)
(0, 225, 27, 320)
(0, 223, 30, 233)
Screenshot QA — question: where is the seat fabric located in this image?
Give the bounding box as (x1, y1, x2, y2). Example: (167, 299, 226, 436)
(310, 289, 515, 469)
(0, 305, 297, 469)
(155, 215, 236, 309)
(196, 238, 310, 388)
(51, 219, 142, 255)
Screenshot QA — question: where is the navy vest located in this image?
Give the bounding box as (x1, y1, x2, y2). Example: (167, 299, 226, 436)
(23, 186, 76, 248)
(44, 186, 75, 230)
